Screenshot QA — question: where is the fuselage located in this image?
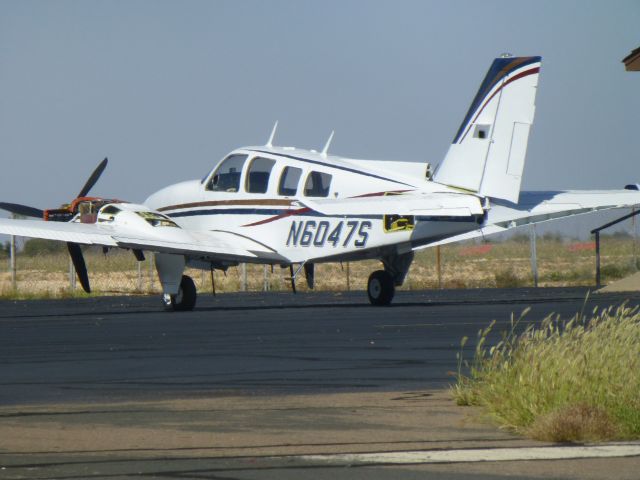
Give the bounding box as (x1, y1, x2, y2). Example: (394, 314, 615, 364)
(144, 146, 484, 265)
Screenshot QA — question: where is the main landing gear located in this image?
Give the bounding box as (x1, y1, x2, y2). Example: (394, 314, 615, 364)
(367, 270, 395, 306)
(366, 251, 415, 307)
(155, 251, 415, 310)
(162, 275, 197, 311)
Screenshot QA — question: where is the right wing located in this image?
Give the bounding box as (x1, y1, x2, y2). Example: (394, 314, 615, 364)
(302, 192, 484, 217)
(490, 190, 640, 227)
(413, 189, 640, 250)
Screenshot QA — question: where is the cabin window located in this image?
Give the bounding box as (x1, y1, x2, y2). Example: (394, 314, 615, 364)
(278, 166, 302, 196)
(303, 171, 332, 197)
(206, 154, 247, 192)
(245, 157, 275, 194)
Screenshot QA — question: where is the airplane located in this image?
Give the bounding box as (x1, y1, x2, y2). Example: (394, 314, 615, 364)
(1, 54, 640, 311)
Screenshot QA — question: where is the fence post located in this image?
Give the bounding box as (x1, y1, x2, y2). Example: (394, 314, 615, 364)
(346, 262, 351, 291)
(595, 231, 601, 288)
(148, 254, 155, 292)
(436, 245, 442, 289)
(240, 263, 247, 291)
(9, 233, 16, 290)
(633, 207, 638, 270)
(263, 265, 270, 291)
(529, 224, 538, 287)
(69, 257, 76, 290)
(137, 260, 143, 292)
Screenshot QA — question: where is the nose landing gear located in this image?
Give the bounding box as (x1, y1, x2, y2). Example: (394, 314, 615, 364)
(162, 275, 197, 311)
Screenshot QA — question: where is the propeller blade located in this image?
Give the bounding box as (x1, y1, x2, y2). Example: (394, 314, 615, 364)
(77, 157, 108, 198)
(132, 249, 145, 262)
(67, 242, 91, 293)
(0, 202, 44, 218)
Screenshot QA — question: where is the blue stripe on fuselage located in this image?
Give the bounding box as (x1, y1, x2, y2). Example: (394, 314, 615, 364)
(166, 207, 382, 221)
(165, 208, 479, 224)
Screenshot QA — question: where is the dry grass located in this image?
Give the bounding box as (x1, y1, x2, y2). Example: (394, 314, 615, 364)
(453, 302, 640, 441)
(527, 404, 618, 442)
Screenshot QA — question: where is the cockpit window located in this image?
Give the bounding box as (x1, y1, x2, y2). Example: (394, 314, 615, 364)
(278, 166, 302, 196)
(206, 154, 247, 192)
(245, 157, 275, 194)
(303, 171, 332, 197)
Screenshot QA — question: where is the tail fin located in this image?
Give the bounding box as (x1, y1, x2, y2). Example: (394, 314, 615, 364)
(433, 55, 541, 204)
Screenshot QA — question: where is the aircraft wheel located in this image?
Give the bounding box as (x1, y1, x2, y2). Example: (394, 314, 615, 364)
(162, 275, 197, 311)
(367, 270, 395, 306)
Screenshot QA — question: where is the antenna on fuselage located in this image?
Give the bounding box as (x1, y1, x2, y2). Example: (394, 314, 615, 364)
(266, 121, 278, 148)
(321, 130, 334, 157)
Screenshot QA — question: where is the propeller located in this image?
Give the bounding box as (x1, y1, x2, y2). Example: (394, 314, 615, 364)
(0, 202, 44, 219)
(67, 242, 91, 293)
(77, 157, 108, 198)
(0, 157, 110, 294)
(0, 158, 108, 219)
(66, 158, 109, 293)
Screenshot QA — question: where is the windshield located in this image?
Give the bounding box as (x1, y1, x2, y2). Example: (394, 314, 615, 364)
(205, 154, 248, 192)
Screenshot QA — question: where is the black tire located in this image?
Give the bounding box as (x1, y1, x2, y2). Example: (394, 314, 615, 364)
(367, 270, 395, 306)
(162, 275, 197, 311)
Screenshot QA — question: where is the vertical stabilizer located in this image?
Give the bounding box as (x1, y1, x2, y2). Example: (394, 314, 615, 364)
(433, 56, 541, 203)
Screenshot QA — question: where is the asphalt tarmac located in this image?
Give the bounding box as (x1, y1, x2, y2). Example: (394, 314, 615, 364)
(3, 287, 637, 405)
(1, 287, 640, 479)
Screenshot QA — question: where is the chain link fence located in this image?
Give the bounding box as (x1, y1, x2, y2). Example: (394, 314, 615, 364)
(0, 244, 364, 297)
(1, 228, 640, 298)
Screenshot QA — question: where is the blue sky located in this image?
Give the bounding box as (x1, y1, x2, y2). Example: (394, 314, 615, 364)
(0, 0, 639, 235)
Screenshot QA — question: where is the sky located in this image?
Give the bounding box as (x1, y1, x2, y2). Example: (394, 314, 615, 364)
(1, 0, 639, 236)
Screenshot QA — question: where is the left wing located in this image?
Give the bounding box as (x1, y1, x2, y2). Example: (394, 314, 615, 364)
(0, 215, 284, 263)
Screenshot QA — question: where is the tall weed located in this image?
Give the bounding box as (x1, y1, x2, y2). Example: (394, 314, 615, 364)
(454, 302, 640, 441)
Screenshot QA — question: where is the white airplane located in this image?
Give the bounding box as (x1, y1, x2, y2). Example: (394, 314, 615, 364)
(1, 55, 639, 310)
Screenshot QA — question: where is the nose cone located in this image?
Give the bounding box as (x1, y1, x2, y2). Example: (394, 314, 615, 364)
(144, 180, 202, 211)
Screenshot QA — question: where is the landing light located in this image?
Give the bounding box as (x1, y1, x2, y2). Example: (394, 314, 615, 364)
(135, 211, 179, 228)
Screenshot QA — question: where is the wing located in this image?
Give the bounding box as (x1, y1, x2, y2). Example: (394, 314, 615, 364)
(302, 192, 485, 217)
(490, 190, 640, 227)
(0, 216, 284, 263)
(414, 189, 640, 250)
